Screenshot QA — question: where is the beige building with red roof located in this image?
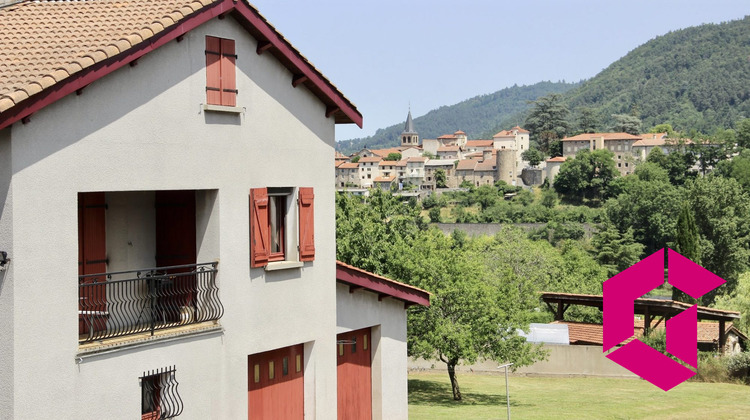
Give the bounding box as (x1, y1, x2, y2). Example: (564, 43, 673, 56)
(561, 132, 643, 176)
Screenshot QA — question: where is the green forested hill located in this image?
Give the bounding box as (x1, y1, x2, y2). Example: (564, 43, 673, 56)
(566, 15, 750, 133)
(336, 81, 577, 155)
(338, 16, 750, 155)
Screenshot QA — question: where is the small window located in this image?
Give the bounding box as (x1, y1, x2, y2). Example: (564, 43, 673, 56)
(250, 187, 315, 267)
(625, 162, 629, 167)
(254, 364, 260, 383)
(339, 343, 344, 356)
(282, 357, 289, 376)
(363, 334, 368, 350)
(351, 336, 357, 353)
(296, 354, 302, 372)
(268, 361, 275, 380)
(205, 36, 237, 106)
(141, 366, 183, 420)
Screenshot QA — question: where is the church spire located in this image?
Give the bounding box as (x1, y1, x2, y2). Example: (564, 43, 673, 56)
(400, 109, 419, 147)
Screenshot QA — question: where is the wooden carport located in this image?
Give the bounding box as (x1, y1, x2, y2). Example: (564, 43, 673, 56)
(540, 292, 741, 354)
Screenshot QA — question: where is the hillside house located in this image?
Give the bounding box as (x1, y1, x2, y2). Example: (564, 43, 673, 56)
(0, 1, 428, 419)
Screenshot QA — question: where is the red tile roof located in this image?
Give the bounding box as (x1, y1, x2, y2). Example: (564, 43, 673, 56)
(475, 157, 496, 171)
(561, 133, 642, 142)
(546, 156, 567, 163)
(494, 130, 514, 137)
(373, 175, 396, 182)
(551, 321, 603, 345)
(456, 159, 477, 171)
(0, 0, 362, 129)
(437, 134, 457, 139)
(359, 156, 382, 163)
(512, 125, 529, 133)
(336, 261, 430, 307)
(337, 162, 359, 169)
(466, 140, 493, 148)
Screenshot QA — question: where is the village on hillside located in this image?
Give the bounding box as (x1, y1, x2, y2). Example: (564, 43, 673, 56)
(335, 110, 695, 195)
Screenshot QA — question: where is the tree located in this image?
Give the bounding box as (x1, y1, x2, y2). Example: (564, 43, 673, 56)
(422, 151, 436, 159)
(576, 107, 599, 134)
(715, 149, 750, 191)
(553, 149, 619, 203)
(645, 146, 696, 186)
(521, 147, 544, 167)
(611, 113, 642, 135)
(686, 176, 750, 302)
(590, 219, 644, 278)
(689, 138, 729, 176)
(428, 207, 442, 223)
(336, 194, 547, 401)
(672, 204, 700, 303)
(736, 118, 750, 150)
(384, 152, 402, 161)
(350, 155, 360, 163)
(435, 168, 447, 188)
(605, 177, 682, 255)
(715, 272, 750, 335)
(649, 123, 676, 137)
(524, 93, 570, 153)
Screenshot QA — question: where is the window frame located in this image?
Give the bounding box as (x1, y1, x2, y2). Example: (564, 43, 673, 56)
(250, 187, 314, 268)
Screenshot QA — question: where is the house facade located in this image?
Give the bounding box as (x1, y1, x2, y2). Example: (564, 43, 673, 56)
(0, 1, 426, 419)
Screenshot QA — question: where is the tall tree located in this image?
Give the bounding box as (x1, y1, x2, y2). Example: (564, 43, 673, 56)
(672, 204, 701, 303)
(686, 176, 750, 302)
(336, 192, 547, 401)
(434, 168, 447, 188)
(736, 118, 750, 150)
(524, 93, 570, 153)
(576, 107, 599, 134)
(591, 219, 645, 278)
(553, 149, 619, 204)
(611, 113, 642, 135)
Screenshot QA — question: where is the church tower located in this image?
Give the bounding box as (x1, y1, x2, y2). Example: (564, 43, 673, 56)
(400, 110, 419, 147)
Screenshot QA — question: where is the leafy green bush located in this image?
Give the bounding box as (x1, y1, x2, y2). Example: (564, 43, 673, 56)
(724, 351, 750, 380)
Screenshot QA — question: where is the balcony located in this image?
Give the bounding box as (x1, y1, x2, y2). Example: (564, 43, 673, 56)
(78, 262, 223, 343)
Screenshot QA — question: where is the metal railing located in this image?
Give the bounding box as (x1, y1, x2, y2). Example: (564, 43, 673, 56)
(78, 262, 223, 343)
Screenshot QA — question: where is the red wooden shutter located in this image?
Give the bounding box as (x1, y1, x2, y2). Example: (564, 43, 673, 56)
(205, 36, 222, 105)
(298, 188, 315, 262)
(220, 38, 237, 107)
(78, 192, 107, 336)
(250, 188, 270, 267)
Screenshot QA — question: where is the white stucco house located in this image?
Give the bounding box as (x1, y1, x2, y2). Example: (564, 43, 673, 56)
(0, 1, 428, 419)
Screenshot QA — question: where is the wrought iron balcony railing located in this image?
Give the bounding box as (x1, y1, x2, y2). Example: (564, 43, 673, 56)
(78, 262, 223, 343)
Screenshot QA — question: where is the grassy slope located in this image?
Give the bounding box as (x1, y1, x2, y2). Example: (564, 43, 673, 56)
(409, 371, 749, 419)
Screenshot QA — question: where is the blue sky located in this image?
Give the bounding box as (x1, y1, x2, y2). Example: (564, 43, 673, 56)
(250, 1, 749, 142)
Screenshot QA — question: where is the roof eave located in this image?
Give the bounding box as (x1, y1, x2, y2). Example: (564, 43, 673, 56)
(336, 261, 430, 307)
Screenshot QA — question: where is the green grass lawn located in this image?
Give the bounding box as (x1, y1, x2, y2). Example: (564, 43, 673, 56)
(409, 371, 750, 419)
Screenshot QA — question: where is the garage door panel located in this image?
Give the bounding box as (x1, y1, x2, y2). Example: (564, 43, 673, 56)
(337, 328, 372, 420)
(248, 344, 304, 420)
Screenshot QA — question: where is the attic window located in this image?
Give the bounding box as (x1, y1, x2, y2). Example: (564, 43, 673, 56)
(206, 36, 237, 106)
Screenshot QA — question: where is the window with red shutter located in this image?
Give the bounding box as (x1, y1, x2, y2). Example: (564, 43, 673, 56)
(250, 188, 314, 267)
(205, 36, 237, 106)
(250, 188, 270, 268)
(298, 188, 315, 261)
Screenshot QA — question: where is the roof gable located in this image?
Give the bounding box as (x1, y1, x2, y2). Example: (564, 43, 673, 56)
(0, 0, 361, 130)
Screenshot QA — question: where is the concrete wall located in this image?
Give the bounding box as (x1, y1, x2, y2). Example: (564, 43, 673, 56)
(5, 15, 338, 419)
(336, 283, 409, 420)
(410, 345, 638, 378)
(0, 127, 14, 418)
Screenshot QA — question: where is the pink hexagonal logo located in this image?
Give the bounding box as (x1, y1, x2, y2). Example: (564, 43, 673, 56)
(603, 248, 725, 391)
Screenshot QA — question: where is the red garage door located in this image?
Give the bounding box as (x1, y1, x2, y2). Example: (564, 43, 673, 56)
(248, 344, 304, 420)
(337, 328, 372, 420)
